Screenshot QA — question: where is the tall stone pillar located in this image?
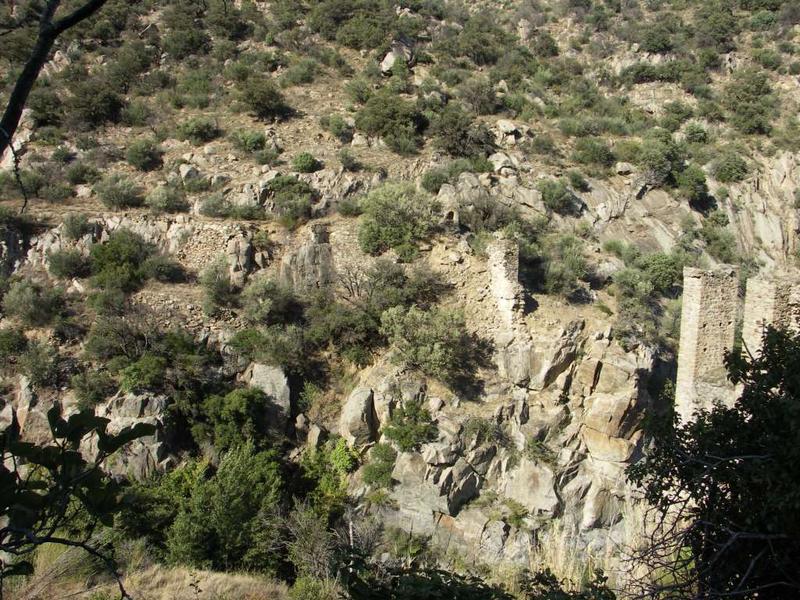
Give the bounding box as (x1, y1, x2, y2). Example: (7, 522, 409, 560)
(741, 274, 800, 358)
(675, 266, 739, 422)
(486, 234, 522, 328)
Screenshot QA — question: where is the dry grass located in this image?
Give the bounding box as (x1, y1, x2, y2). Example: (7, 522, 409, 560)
(119, 566, 289, 600)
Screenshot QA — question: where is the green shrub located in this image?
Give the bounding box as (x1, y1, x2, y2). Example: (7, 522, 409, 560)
(94, 174, 144, 209)
(265, 175, 316, 228)
(120, 353, 168, 393)
(282, 58, 319, 86)
(723, 68, 776, 134)
(362, 443, 398, 488)
(71, 369, 116, 410)
(200, 255, 236, 314)
(90, 228, 155, 292)
(126, 138, 163, 171)
(540, 234, 588, 297)
(2, 280, 63, 326)
(142, 255, 185, 283)
(676, 164, 709, 202)
(421, 169, 449, 194)
(457, 78, 498, 115)
(238, 78, 290, 120)
(339, 149, 361, 172)
(166, 444, 283, 572)
(538, 179, 578, 215)
(358, 183, 438, 261)
(67, 78, 124, 129)
(66, 162, 100, 185)
(0, 327, 27, 361)
(231, 130, 266, 153)
(241, 275, 299, 325)
(383, 398, 437, 452)
(62, 213, 92, 241)
(355, 90, 423, 155)
(712, 151, 749, 183)
(430, 103, 494, 158)
(145, 185, 188, 213)
(684, 122, 709, 144)
(177, 117, 220, 144)
(380, 305, 473, 383)
(322, 114, 354, 143)
(572, 137, 615, 168)
(290, 577, 340, 600)
(18, 340, 59, 387)
(48, 249, 90, 278)
(292, 152, 322, 173)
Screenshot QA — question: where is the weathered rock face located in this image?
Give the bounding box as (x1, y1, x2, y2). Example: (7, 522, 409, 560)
(242, 362, 292, 430)
(279, 224, 335, 291)
(339, 387, 378, 447)
(0, 220, 24, 276)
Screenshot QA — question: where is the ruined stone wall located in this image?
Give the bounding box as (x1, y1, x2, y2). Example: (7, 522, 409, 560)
(486, 234, 522, 327)
(675, 266, 739, 422)
(742, 274, 800, 358)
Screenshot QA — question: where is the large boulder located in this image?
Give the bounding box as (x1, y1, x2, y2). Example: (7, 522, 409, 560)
(243, 363, 291, 427)
(339, 387, 378, 446)
(503, 459, 559, 516)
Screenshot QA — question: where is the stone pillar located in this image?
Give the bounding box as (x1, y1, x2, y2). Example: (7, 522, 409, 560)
(741, 274, 800, 358)
(675, 266, 739, 422)
(486, 234, 521, 327)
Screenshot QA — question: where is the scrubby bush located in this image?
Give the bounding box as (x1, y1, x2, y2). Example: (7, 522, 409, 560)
(362, 443, 397, 488)
(71, 369, 116, 410)
(66, 162, 100, 185)
(430, 103, 494, 158)
(321, 114, 354, 143)
(355, 90, 423, 155)
(358, 183, 438, 261)
(145, 185, 188, 213)
(2, 280, 63, 326)
(90, 228, 155, 292)
(282, 58, 319, 86)
(292, 152, 322, 173)
(67, 78, 124, 129)
(0, 328, 27, 361)
(712, 150, 749, 183)
(62, 213, 92, 241)
(120, 353, 168, 393)
(265, 175, 316, 228)
(723, 68, 776, 134)
(241, 275, 299, 325)
(231, 130, 266, 154)
(166, 444, 283, 572)
(142, 255, 185, 283)
(540, 234, 588, 297)
(538, 179, 579, 215)
(676, 164, 709, 203)
(339, 149, 361, 172)
(380, 305, 473, 383)
(94, 174, 144, 209)
(200, 255, 236, 314)
(238, 78, 290, 120)
(48, 249, 90, 278)
(126, 138, 163, 171)
(383, 398, 438, 452)
(18, 340, 60, 387)
(573, 137, 615, 168)
(177, 117, 220, 144)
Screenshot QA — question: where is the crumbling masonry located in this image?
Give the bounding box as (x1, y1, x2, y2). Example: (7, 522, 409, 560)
(676, 267, 800, 422)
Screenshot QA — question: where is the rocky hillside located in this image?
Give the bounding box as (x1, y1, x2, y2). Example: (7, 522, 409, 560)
(1, 0, 799, 597)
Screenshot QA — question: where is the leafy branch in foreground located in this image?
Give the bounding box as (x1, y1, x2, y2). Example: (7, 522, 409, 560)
(0, 404, 155, 598)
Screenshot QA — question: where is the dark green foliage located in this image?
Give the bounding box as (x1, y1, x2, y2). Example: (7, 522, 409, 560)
(17, 341, 60, 387)
(538, 179, 579, 215)
(199, 255, 236, 314)
(713, 150, 749, 183)
(145, 185, 189, 214)
(200, 388, 283, 451)
(300, 437, 359, 517)
(67, 78, 124, 130)
(167, 444, 283, 572)
(430, 103, 494, 158)
(120, 353, 168, 394)
(66, 162, 100, 185)
(723, 68, 777, 134)
(358, 183, 438, 261)
(355, 90, 423, 155)
(238, 78, 291, 120)
(292, 152, 322, 173)
(0, 328, 27, 361)
(676, 164, 709, 203)
(2, 280, 63, 327)
(321, 114, 354, 144)
(694, 1, 739, 53)
(241, 276, 300, 326)
(421, 158, 492, 194)
(70, 369, 116, 410)
(126, 138, 163, 171)
(382, 399, 437, 452)
(265, 175, 316, 228)
(282, 58, 319, 86)
(177, 117, 220, 144)
(47, 249, 90, 279)
(362, 443, 397, 488)
(627, 327, 800, 599)
(540, 234, 589, 297)
(89, 228, 155, 292)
